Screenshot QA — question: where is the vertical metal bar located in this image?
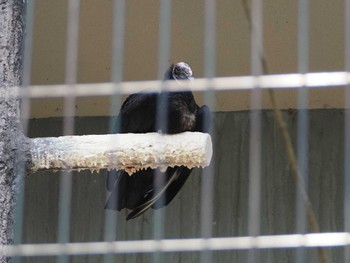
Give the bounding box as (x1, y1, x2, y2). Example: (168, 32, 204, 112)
(13, 3, 36, 263)
(344, 0, 350, 261)
(157, 0, 172, 81)
(57, 1, 80, 263)
(109, 0, 126, 133)
(247, 0, 262, 262)
(153, 1, 172, 263)
(110, 0, 126, 86)
(108, 0, 125, 134)
(200, 1, 216, 263)
(203, 0, 216, 79)
(295, 0, 309, 262)
(20, 0, 35, 93)
(103, 1, 125, 262)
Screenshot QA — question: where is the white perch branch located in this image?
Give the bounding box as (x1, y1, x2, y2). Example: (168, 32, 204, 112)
(29, 132, 212, 175)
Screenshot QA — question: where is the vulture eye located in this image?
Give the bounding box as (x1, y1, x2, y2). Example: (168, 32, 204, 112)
(172, 62, 193, 81)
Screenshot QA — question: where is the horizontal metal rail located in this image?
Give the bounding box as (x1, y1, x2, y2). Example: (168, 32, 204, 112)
(2, 71, 350, 99)
(1, 232, 350, 257)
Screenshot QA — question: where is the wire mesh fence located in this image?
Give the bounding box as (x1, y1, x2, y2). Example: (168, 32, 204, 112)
(0, 0, 349, 262)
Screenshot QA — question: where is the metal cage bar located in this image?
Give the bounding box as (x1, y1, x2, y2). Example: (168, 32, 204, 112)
(344, 0, 350, 262)
(247, 0, 263, 262)
(103, 1, 126, 263)
(57, 1, 80, 263)
(200, 1, 216, 263)
(295, 0, 310, 262)
(4, 232, 350, 257)
(6, 71, 350, 99)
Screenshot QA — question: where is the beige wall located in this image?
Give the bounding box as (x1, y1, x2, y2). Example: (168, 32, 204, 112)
(30, 0, 345, 118)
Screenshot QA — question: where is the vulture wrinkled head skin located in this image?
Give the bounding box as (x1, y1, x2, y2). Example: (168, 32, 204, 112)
(172, 62, 193, 80)
(105, 62, 211, 220)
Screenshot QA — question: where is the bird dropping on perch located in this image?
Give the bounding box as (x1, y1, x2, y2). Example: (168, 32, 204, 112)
(29, 132, 213, 175)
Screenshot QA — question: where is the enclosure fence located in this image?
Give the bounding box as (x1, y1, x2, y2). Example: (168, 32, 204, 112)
(1, 0, 350, 263)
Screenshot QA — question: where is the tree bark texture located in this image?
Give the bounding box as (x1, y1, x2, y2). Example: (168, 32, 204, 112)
(0, 1, 27, 262)
(30, 132, 213, 175)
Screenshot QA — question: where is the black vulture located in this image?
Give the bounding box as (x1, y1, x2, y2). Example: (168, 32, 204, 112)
(105, 62, 211, 220)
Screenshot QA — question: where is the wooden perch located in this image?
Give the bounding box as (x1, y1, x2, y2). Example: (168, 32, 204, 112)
(29, 132, 213, 175)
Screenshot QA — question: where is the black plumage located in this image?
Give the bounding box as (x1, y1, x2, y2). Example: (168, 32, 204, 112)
(105, 62, 211, 220)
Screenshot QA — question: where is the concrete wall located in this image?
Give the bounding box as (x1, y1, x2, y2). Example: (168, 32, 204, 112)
(29, 0, 346, 117)
(22, 110, 345, 262)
